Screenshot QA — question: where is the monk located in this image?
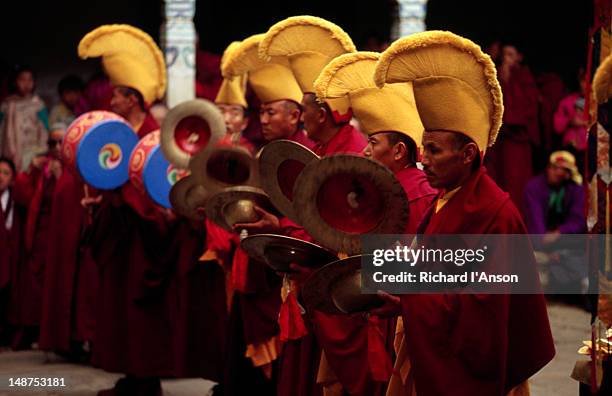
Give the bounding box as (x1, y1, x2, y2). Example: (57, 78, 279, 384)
(372, 30, 555, 395)
(38, 125, 98, 360)
(10, 128, 64, 349)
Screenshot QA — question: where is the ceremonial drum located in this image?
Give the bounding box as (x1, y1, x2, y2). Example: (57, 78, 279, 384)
(129, 130, 188, 208)
(62, 111, 139, 189)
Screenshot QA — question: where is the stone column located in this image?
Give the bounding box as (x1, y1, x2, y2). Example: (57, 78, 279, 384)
(162, 0, 196, 107)
(393, 0, 428, 39)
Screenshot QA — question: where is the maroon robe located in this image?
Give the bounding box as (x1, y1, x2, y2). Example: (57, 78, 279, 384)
(395, 166, 437, 234)
(313, 124, 367, 156)
(10, 166, 56, 328)
(0, 188, 24, 342)
(486, 65, 540, 209)
(401, 166, 555, 395)
(137, 112, 160, 138)
(39, 167, 98, 352)
(169, 219, 228, 381)
(90, 182, 174, 378)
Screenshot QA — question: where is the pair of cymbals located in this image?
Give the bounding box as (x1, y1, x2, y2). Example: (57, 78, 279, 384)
(259, 139, 409, 255)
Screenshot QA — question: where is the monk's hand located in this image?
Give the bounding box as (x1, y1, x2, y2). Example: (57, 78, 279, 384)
(49, 159, 62, 179)
(81, 195, 103, 208)
(369, 291, 401, 318)
(284, 263, 315, 285)
(30, 155, 47, 170)
(233, 205, 280, 234)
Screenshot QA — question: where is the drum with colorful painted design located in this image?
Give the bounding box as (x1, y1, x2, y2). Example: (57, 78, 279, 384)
(129, 130, 188, 208)
(62, 110, 138, 189)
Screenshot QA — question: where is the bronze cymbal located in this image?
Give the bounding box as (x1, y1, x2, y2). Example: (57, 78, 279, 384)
(257, 139, 319, 222)
(169, 175, 209, 220)
(293, 154, 409, 255)
(301, 254, 383, 315)
(190, 144, 259, 195)
(240, 233, 337, 273)
(161, 99, 225, 169)
(205, 186, 278, 231)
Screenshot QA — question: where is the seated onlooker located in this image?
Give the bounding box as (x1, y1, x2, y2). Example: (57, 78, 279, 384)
(523, 151, 587, 295)
(49, 75, 84, 127)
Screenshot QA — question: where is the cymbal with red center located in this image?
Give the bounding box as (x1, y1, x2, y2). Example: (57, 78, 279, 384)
(190, 144, 259, 195)
(293, 154, 408, 255)
(169, 175, 209, 220)
(161, 99, 225, 169)
(258, 140, 319, 222)
(205, 186, 279, 231)
(301, 254, 383, 315)
(240, 234, 337, 273)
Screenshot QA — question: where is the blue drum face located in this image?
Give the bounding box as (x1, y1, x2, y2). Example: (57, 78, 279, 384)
(143, 145, 187, 208)
(76, 120, 139, 190)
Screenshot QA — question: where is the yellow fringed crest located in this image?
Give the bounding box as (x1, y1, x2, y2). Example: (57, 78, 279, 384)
(221, 34, 302, 104)
(374, 30, 503, 152)
(593, 52, 612, 104)
(314, 51, 424, 144)
(216, 41, 248, 107)
(78, 24, 166, 104)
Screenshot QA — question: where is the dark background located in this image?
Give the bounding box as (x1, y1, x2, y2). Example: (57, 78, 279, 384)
(0, 0, 593, 101)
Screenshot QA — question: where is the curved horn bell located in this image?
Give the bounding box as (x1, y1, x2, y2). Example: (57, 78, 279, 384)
(161, 99, 226, 169)
(258, 140, 319, 222)
(293, 154, 409, 255)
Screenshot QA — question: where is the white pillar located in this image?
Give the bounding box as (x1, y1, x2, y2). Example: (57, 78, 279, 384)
(393, 0, 428, 39)
(162, 0, 196, 107)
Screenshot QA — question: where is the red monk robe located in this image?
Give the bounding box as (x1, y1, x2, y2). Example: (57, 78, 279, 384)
(395, 166, 437, 235)
(313, 123, 367, 156)
(90, 182, 175, 380)
(39, 167, 98, 354)
(401, 166, 555, 396)
(0, 187, 25, 345)
(9, 163, 57, 348)
(168, 218, 227, 381)
(486, 65, 540, 209)
(217, 129, 314, 395)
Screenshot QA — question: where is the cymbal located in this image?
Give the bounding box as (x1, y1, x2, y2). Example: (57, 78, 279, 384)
(190, 144, 259, 194)
(301, 254, 383, 315)
(293, 154, 409, 255)
(257, 139, 319, 223)
(205, 186, 278, 232)
(169, 175, 209, 220)
(161, 99, 225, 168)
(240, 233, 337, 273)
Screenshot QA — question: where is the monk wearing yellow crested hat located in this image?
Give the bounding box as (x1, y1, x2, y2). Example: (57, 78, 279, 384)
(78, 24, 175, 396)
(371, 30, 555, 396)
(259, 15, 366, 156)
(79, 24, 165, 137)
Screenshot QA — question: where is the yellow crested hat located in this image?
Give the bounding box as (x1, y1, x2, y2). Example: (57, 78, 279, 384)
(374, 31, 503, 155)
(593, 52, 612, 104)
(315, 51, 423, 145)
(259, 16, 357, 123)
(215, 42, 248, 108)
(78, 24, 166, 104)
(222, 34, 302, 105)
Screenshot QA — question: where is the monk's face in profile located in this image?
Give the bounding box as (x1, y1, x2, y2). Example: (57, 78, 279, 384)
(363, 132, 406, 171)
(421, 131, 477, 190)
(301, 93, 325, 142)
(259, 100, 300, 141)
